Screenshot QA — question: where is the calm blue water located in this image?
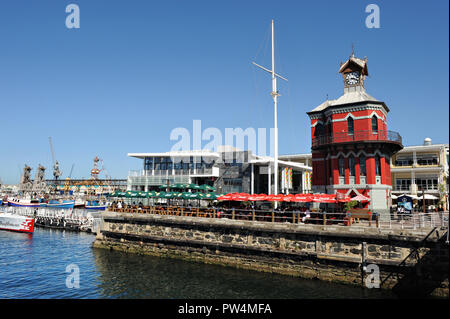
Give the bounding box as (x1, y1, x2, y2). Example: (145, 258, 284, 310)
(0, 227, 397, 299)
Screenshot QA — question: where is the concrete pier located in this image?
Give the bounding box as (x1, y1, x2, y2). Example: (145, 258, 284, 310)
(93, 211, 449, 297)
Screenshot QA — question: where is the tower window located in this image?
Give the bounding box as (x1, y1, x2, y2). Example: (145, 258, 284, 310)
(375, 155, 381, 176)
(360, 155, 366, 176)
(349, 156, 355, 176)
(372, 116, 378, 132)
(315, 123, 324, 137)
(338, 157, 345, 176)
(347, 117, 354, 135)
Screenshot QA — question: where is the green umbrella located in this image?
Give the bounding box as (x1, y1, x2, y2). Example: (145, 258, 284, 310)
(170, 183, 188, 189)
(158, 184, 169, 189)
(125, 191, 140, 198)
(187, 183, 201, 190)
(137, 191, 147, 198)
(110, 190, 126, 197)
(204, 193, 218, 200)
(146, 191, 157, 198)
(158, 191, 176, 199)
(199, 184, 216, 192)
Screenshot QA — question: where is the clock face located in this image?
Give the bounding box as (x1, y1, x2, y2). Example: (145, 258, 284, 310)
(345, 71, 360, 85)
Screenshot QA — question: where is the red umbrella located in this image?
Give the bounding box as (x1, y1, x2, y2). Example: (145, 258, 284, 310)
(248, 194, 268, 201)
(337, 196, 351, 202)
(266, 194, 285, 201)
(282, 194, 296, 202)
(292, 194, 313, 202)
(231, 193, 250, 201)
(311, 194, 337, 203)
(217, 193, 233, 201)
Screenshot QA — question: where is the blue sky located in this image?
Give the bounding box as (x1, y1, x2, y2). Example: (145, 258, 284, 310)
(0, 0, 448, 184)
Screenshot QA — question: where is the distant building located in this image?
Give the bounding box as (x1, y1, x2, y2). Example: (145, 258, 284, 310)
(391, 138, 449, 209)
(127, 146, 312, 194)
(306, 53, 403, 219)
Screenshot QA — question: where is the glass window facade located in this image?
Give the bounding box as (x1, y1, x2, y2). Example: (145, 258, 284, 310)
(416, 178, 438, 190)
(417, 155, 438, 166)
(396, 179, 411, 191)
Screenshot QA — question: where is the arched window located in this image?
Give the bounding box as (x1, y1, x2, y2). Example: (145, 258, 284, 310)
(359, 155, 366, 176)
(338, 156, 345, 176)
(315, 123, 324, 137)
(375, 155, 381, 176)
(347, 117, 354, 135)
(349, 156, 355, 176)
(372, 115, 378, 132)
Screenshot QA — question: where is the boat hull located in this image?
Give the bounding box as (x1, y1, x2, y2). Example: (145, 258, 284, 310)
(0, 213, 35, 233)
(7, 201, 41, 208)
(85, 205, 107, 211)
(46, 200, 75, 209)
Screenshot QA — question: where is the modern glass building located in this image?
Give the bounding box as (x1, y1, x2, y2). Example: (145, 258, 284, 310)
(127, 146, 312, 195)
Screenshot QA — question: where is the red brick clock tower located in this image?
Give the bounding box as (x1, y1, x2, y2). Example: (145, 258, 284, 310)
(307, 53, 403, 219)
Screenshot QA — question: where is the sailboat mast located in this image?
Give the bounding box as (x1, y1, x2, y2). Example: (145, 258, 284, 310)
(271, 19, 279, 202)
(252, 19, 288, 204)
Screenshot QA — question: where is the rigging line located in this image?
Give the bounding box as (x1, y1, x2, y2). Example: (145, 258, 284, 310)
(276, 42, 298, 156)
(251, 23, 271, 142)
(252, 23, 272, 64)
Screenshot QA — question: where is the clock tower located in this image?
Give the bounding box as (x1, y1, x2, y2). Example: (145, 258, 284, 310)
(339, 53, 368, 92)
(307, 52, 403, 220)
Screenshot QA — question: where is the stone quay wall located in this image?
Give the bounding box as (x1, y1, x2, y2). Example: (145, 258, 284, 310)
(93, 212, 449, 297)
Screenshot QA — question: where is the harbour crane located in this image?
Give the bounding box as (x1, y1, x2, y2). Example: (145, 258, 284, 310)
(64, 164, 75, 193)
(48, 137, 62, 182)
(68, 164, 75, 179)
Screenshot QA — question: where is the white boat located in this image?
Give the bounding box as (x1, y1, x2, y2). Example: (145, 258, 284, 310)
(7, 197, 45, 208)
(0, 212, 35, 233)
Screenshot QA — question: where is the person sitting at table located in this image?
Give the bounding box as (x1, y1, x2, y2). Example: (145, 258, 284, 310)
(302, 208, 311, 223)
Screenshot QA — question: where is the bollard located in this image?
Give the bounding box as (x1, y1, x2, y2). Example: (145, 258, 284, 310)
(252, 209, 255, 221)
(323, 213, 326, 225)
(232, 208, 235, 220)
(271, 210, 275, 223)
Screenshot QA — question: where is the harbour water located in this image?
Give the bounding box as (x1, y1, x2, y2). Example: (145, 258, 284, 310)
(0, 222, 399, 299)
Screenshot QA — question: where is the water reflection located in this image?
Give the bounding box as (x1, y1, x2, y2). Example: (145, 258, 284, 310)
(92, 248, 397, 299)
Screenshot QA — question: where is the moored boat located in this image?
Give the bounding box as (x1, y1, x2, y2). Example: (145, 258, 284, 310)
(0, 212, 35, 233)
(74, 199, 85, 208)
(7, 198, 44, 208)
(46, 199, 75, 209)
(85, 200, 107, 211)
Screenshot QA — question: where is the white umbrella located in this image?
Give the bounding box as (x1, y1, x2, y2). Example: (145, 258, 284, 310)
(422, 194, 439, 200)
(399, 194, 420, 200)
(350, 194, 371, 202)
(391, 194, 398, 199)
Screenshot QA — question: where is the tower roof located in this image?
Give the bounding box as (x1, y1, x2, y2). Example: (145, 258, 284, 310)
(309, 90, 381, 113)
(339, 56, 368, 76)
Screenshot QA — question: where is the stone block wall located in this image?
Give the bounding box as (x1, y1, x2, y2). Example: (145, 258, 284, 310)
(93, 213, 449, 297)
